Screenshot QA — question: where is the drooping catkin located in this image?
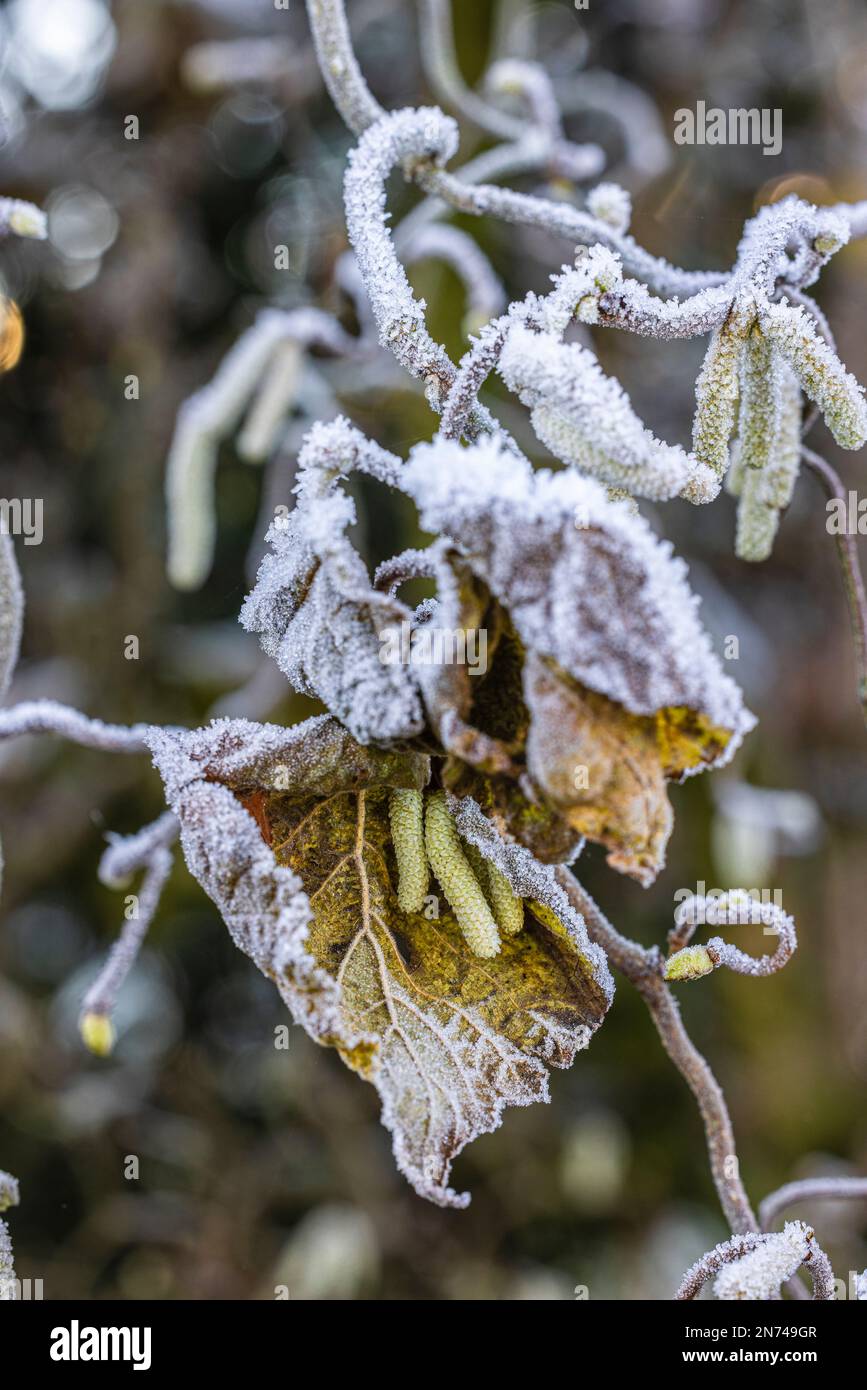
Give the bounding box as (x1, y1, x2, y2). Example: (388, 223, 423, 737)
(484, 860, 525, 936)
(424, 792, 501, 958)
(462, 839, 524, 936)
(692, 300, 753, 477)
(735, 363, 801, 562)
(389, 789, 429, 914)
(737, 325, 777, 473)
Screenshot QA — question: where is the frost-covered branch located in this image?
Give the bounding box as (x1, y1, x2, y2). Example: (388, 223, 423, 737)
(665, 892, 797, 982)
(0, 198, 47, 241)
(0, 700, 151, 752)
(80, 816, 177, 1055)
(305, 0, 727, 296)
(760, 1177, 867, 1232)
(556, 869, 758, 1234)
(417, 0, 602, 180)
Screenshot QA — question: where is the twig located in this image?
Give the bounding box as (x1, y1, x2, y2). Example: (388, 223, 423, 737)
(802, 446, 867, 726)
(675, 1222, 835, 1300)
(0, 700, 151, 752)
(556, 868, 757, 1234)
(760, 1176, 867, 1232)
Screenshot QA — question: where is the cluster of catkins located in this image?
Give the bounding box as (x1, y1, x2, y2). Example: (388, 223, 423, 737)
(389, 788, 559, 958)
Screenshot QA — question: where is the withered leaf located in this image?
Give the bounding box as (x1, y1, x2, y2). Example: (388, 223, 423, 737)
(146, 715, 613, 1209)
(402, 438, 755, 883)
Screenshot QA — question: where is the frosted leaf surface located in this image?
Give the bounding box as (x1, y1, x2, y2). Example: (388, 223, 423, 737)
(146, 715, 611, 1209)
(402, 435, 754, 753)
(240, 418, 424, 744)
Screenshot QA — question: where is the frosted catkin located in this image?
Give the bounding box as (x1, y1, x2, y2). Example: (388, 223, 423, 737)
(424, 792, 501, 957)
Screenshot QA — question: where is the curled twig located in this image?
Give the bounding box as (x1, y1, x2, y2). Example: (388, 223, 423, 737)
(760, 1177, 867, 1232)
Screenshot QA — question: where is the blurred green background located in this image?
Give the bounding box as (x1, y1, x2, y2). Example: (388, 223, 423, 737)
(0, 0, 866, 1299)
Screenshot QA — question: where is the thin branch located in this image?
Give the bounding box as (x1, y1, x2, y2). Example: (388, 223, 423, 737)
(802, 446, 867, 727)
(675, 1222, 835, 1300)
(81, 837, 174, 1053)
(760, 1177, 867, 1232)
(0, 700, 151, 752)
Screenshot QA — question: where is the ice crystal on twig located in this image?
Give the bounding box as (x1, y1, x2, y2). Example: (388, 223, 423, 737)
(0, 700, 150, 752)
(79, 812, 179, 1052)
(676, 1222, 834, 1300)
(585, 183, 632, 235)
(759, 1176, 867, 1231)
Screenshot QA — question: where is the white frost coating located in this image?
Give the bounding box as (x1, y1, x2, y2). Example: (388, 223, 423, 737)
(402, 436, 754, 758)
(713, 1222, 812, 1301)
(0, 699, 151, 752)
(499, 323, 709, 502)
(145, 721, 353, 1048)
(166, 307, 361, 590)
(240, 418, 423, 745)
(343, 104, 509, 435)
(676, 1222, 834, 1300)
(484, 58, 561, 138)
(585, 183, 632, 236)
(452, 795, 614, 1010)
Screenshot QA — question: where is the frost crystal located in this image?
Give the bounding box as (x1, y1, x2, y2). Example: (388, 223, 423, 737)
(713, 1222, 812, 1301)
(402, 435, 754, 754)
